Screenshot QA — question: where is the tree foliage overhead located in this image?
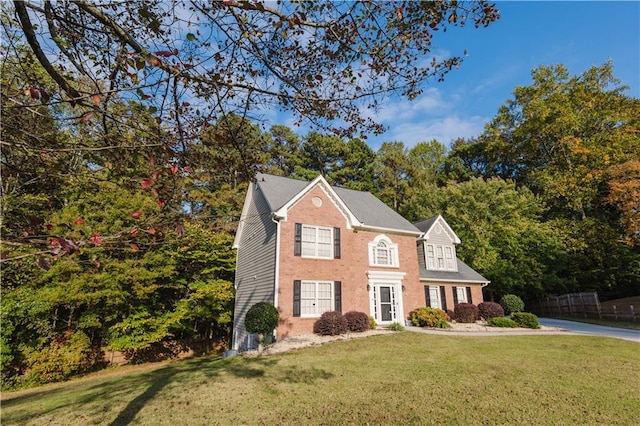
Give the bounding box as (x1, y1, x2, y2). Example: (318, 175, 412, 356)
(8, 0, 499, 139)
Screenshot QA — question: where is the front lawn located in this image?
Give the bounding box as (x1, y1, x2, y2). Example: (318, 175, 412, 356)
(2, 333, 639, 425)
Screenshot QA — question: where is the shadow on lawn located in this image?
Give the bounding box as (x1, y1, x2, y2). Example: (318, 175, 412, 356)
(2, 354, 334, 425)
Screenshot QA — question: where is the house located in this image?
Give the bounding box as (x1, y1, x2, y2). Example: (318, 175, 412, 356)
(232, 173, 489, 351)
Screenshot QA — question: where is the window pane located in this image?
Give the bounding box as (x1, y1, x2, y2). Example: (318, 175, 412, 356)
(375, 248, 390, 265)
(302, 226, 316, 242)
(456, 287, 467, 303)
(318, 228, 332, 243)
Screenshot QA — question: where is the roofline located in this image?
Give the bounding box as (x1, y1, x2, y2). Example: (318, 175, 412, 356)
(232, 180, 256, 249)
(273, 174, 362, 228)
(420, 277, 490, 284)
(354, 224, 422, 237)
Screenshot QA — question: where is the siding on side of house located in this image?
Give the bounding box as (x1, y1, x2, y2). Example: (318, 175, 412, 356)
(417, 242, 427, 271)
(232, 183, 278, 351)
(425, 230, 455, 247)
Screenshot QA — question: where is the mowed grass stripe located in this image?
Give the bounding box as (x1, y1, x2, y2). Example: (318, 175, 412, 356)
(2, 333, 639, 425)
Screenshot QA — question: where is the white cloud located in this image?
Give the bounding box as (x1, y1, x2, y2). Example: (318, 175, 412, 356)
(375, 114, 488, 149)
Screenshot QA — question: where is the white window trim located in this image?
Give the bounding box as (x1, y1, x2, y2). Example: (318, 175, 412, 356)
(425, 243, 458, 272)
(300, 280, 334, 317)
(301, 224, 333, 259)
(368, 235, 399, 267)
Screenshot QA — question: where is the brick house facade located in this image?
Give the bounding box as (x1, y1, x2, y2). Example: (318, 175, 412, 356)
(232, 174, 489, 351)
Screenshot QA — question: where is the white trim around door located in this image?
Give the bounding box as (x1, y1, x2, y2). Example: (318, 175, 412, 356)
(367, 271, 406, 325)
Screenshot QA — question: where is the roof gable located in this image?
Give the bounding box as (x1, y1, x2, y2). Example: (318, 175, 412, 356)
(414, 215, 461, 244)
(272, 174, 361, 229)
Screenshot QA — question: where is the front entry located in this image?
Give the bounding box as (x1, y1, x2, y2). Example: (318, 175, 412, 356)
(367, 270, 406, 325)
(372, 284, 400, 324)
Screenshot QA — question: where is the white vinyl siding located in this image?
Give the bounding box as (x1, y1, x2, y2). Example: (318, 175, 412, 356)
(301, 281, 333, 317)
(301, 225, 333, 258)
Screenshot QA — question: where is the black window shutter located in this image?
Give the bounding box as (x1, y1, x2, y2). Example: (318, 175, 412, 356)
(466, 287, 473, 304)
(333, 227, 341, 259)
(424, 286, 431, 307)
(440, 286, 447, 311)
(294, 223, 302, 256)
(293, 280, 301, 317)
(453, 286, 459, 305)
(334, 281, 342, 312)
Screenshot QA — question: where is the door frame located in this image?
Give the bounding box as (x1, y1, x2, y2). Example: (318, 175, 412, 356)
(367, 271, 406, 325)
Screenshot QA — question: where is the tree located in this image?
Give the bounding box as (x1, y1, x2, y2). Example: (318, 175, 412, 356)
(469, 62, 640, 223)
(447, 62, 640, 299)
(405, 177, 565, 301)
(374, 142, 411, 212)
(245, 302, 279, 353)
(7, 1, 499, 140)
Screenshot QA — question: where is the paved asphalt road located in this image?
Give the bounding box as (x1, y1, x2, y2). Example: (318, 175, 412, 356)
(538, 318, 640, 343)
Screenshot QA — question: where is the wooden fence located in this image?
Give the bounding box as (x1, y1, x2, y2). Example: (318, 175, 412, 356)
(531, 292, 638, 322)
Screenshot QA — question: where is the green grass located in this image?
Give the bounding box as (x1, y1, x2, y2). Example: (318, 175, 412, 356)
(2, 333, 639, 425)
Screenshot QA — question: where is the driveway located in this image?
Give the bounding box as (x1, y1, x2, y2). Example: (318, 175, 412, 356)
(538, 318, 640, 343)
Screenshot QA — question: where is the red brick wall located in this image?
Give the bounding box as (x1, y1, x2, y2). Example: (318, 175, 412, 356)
(276, 185, 422, 337)
(421, 282, 485, 312)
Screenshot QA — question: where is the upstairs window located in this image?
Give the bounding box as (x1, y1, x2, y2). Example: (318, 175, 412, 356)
(294, 224, 340, 259)
(369, 235, 399, 267)
(425, 243, 457, 271)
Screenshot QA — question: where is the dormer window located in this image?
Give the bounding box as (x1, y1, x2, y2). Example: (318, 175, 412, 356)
(369, 235, 399, 267)
(426, 243, 457, 272)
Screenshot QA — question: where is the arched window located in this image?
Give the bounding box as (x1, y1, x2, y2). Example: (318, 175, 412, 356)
(369, 235, 399, 267)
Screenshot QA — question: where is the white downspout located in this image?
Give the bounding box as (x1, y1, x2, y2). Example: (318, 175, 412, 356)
(271, 214, 281, 339)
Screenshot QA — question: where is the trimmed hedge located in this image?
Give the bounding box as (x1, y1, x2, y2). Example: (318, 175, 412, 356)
(454, 303, 479, 323)
(478, 302, 504, 320)
(245, 302, 279, 337)
(487, 317, 519, 328)
(344, 311, 370, 332)
(499, 294, 525, 315)
(409, 307, 450, 328)
(511, 312, 540, 329)
(313, 311, 348, 336)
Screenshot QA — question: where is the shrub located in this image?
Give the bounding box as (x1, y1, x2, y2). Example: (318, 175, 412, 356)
(409, 307, 450, 328)
(387, 322, 405, 331)
(511, 312, 540, 329)
(368, 316, 377, 330)
(313, 311, 348, 336)
(499, 294, 525, 315)
(487, 317, 519, 328)
(478, 302, 504, 320)
(245, 302, 279, 341)
(434, 319, 451, 329)
(454, 303, 479, 323)
(22, 331, 100, 386)
(344, 311, 370, 332)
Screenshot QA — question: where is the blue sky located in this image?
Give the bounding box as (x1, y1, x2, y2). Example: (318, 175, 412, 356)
(311, 1, 640, 150)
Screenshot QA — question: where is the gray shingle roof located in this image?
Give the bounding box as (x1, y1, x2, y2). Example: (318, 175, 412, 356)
(413, 216, 438, 233)
(255, 173, 420, 233)
(420, 259, 489, 283)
